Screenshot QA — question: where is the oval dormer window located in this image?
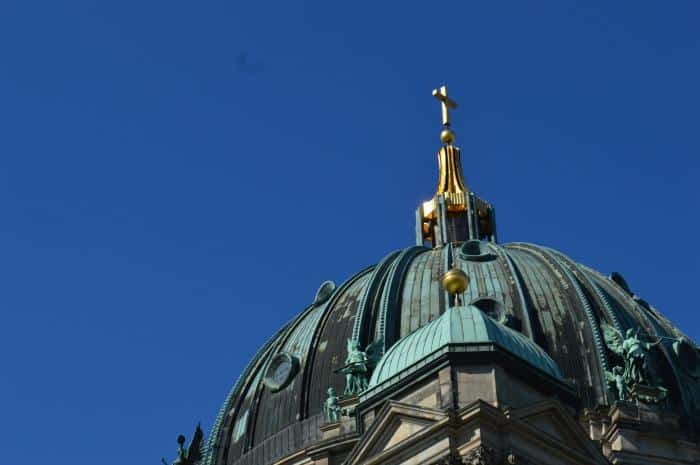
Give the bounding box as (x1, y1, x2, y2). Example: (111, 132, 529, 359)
(263, 353, 300, 393)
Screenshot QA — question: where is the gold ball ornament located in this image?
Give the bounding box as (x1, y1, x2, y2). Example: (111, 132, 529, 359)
(442, 267, 469, 295)
(440, 128, 455, 144)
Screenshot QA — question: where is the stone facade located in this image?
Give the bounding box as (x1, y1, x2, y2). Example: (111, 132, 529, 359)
(215, 354, 699, 465)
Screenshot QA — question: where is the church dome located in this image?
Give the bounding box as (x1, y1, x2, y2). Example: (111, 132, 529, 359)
(200, 86, 700, 465)
(204, 241, 698, 465)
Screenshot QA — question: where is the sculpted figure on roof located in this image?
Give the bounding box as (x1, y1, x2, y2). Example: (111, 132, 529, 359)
(162, 423, 204, 465)
(601, 323, 668, 403)
(323, 387, 342, 422)
(337, 339, 383, 396)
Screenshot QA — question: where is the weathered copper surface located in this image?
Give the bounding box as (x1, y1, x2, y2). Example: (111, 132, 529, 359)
(207, 241, 698, 465)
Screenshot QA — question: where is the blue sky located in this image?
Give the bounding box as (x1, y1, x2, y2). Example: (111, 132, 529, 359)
(1, 1, 698, 464)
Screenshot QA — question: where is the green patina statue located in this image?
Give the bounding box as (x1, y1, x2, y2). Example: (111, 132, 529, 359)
(601, 323, 668, 403)
(162, 423, 204, 465)
(340, 340, 370, 395)
(323, 387, 342, 422)
(605, 366, 628, 401)
(336, 339, 383, 396)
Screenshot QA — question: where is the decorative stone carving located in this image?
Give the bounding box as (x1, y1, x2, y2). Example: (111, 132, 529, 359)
(463, 445, 495, 465)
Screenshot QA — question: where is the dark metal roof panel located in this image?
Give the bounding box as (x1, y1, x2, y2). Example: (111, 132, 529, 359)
(250, 304, 325, 446)
(503, 245, 598, 403)
(306, 271, 371, 417)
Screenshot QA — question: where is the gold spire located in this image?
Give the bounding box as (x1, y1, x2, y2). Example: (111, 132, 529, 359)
(421, 85, 469, 220)
(417, 85, 497, 246)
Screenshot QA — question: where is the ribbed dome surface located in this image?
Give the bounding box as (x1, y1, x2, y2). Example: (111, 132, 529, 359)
(205, 241, 697, 465)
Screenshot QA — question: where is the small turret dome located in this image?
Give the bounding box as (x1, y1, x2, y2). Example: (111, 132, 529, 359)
(368, 304, 563, 388)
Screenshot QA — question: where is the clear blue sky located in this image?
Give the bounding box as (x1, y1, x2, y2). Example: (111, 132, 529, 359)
(1, 2, 698, 464)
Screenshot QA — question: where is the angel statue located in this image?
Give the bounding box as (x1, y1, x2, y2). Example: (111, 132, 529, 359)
(601, 323, 659, 387)
(323, 387, 342, 422)
(336, 339, 383, 396)
(600, 323, 672, 403)
(162, 423, 204, 465)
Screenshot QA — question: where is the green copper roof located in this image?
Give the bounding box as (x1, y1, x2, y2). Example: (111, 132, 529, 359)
(211, 241, 699, 465)
(369, 304, 563, 387)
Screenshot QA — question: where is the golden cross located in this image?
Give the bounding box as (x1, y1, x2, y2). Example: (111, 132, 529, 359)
(432, 85, 458, 127)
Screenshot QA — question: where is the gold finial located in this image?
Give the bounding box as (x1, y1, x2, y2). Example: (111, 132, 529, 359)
(432, 85, 458, 144)
(442, 267, 469, 305)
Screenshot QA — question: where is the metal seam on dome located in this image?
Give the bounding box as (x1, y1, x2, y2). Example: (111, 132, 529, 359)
(547, 254, 622, 331)
(484, 261, 501, 309)
(244, 302, 318, 452)
(259, 305, 327, 437)
(428, 247, 443, 321)
(545, 249, 623, 334)
(541, 252, 621, 408)
(488, 244, 535, 340)
(246, 279, 350, 453)
(204, 319, 293, 465)
(377, 246, 427, 352)
(590, 282, 623, 330)
(419, 261, 433, 327)
(220, 314, 306, 463)
(509, 248, 585, 337)
(405, 251, 430, 334)
(505, 249, 567, 352)
(582, 264, 696, 345)
(411, 257, 429, 329)
(509, 243, 608, 401)
(299, 266, 374, 419)
(397, 302, 424, 377)
(511, 244, 609, 399)
(204, 342, 275, 465)
(352, 250, 402, 345)
(586, 267, 658, 337)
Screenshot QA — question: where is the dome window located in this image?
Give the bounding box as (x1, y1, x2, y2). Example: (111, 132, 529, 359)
(263, 353, 300, 393)
(459, 240, 495, 262)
